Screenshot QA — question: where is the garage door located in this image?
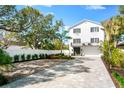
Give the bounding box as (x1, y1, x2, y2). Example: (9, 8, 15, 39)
(82, 46, 101, 55)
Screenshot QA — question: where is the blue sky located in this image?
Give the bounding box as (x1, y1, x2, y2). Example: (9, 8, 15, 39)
(17, 5, 119, 28)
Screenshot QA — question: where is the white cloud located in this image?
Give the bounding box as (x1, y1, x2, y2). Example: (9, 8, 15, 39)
(85, 5, 106, 10)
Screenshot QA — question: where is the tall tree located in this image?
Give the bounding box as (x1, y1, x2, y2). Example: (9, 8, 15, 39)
(0, 5, 17, 32)
(111, 16, 124, 47)
(119, 5, 124, 14)
(56, 24, 71, 54)
(17, 7, 63, 49)
(102, 19, 113, 60)
(0, 5, 40, 33)
(16, 6, 42, 49)
(102, 15, 124, 48)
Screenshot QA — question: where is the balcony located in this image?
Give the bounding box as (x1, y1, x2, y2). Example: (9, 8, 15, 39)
(71, 43, 82, 47)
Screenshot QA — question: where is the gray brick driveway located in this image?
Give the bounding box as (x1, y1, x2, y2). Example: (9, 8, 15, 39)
(2, 56, 115, 88)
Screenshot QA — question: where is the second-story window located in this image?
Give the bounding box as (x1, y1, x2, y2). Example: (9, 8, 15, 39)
(90, 27, 99, 32)
(73, 28, 81, 33)
(73, 39, 81, 44)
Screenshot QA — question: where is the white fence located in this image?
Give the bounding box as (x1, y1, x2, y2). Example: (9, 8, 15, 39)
(5, 49, 70, 57)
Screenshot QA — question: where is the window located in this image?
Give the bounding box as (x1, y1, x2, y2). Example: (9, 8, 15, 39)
(73, 39, 81, 44)
(90, 27, 99, 32)
(90, 38, 99, 43)
(73, 28, 81, 33)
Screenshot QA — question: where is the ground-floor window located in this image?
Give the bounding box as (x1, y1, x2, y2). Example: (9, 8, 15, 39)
(91, 38, 99, 43)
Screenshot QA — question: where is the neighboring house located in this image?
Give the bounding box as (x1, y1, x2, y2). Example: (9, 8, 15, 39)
(68, 19, 105, 56)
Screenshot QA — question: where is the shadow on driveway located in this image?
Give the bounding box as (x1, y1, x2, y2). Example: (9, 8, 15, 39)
(2, 58, 91, 88)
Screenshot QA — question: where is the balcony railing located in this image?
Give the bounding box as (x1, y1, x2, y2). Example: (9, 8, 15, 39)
(71, 43, 82, 46)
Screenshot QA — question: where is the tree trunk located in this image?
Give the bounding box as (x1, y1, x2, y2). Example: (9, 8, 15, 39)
(113, 35, 117, 48)
(114, 40, 117, 48)
(108, 40, 111, 59)
(113, 31, 117, 48)
(60, 43, 63, 54)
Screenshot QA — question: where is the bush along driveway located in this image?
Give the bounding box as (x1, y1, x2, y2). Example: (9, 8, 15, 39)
(1, 56, 115, 88)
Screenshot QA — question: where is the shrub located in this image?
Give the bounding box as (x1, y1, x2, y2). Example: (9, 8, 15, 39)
(0, 49, 12, 65)
(34, 54, 38, 59)
(32, 54, 38, 60)
(39, 54, 44, 59)
(55, 53, 64, 56)
(32, 55, 35, 60)
(14, 55, 19, 62)
(27, 54, 31, 61)
(44, 54, 48, 59)
(38, 54, 41, 59)
(120, 61, 124, 68)
(48, 53, 74, 59)
(21, 54, 25, 61)
(102, 40, 114, 64)
(0, 49, 12, 74)
(111, 48, 124, 67)
(0, 74, 8, 86)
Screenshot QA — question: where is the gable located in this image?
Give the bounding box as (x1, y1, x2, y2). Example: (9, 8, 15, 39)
(69, 19, 102, 30)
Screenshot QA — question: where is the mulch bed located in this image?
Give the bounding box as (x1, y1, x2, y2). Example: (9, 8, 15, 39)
(113, 68, 124, 77)
(101, 57, 121, 88)
(2, 59, 69, 84)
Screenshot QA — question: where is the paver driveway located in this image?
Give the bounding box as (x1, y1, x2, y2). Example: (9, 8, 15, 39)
(2, 56, 115, 88)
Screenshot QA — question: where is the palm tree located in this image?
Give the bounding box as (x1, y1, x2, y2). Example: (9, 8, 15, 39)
(110, 15, 124, 48)
(119, 5, 124, 14)
(56, 29, 71, 54)
(102, 19, 113, 60)
(102, 15, 124, 48)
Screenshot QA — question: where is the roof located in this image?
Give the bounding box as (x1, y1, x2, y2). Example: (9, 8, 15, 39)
(68, 19, 102, 30)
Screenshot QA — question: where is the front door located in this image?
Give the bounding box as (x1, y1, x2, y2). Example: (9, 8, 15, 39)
(74, 47, 80, 56)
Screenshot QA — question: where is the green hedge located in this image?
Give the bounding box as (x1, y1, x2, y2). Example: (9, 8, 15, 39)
(0, 49, 12, 86)
(13, 53, 73, 63)
(21, 54, 25, 61)
(14, 55, 19, 62)
(0, 49, 12, 65)
(27, 54, 31, 61)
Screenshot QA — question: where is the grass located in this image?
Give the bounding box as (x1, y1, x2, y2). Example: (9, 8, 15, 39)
(112, 70, 124, 88)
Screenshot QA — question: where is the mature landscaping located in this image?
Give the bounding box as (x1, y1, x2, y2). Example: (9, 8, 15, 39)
(0, 5, 72, 86)
(101, 6, 124, 88)
(1, 5, 124, 87)
(0, 49, 74, 86)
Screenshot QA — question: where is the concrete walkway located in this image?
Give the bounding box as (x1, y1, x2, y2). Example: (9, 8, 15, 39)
(2, 56, 115, 88)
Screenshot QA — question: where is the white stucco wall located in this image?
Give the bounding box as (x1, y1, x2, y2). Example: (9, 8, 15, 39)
(5, 49, 70, 57)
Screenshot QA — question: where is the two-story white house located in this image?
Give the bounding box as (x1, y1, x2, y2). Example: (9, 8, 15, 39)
(68, 19, 105, 56)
